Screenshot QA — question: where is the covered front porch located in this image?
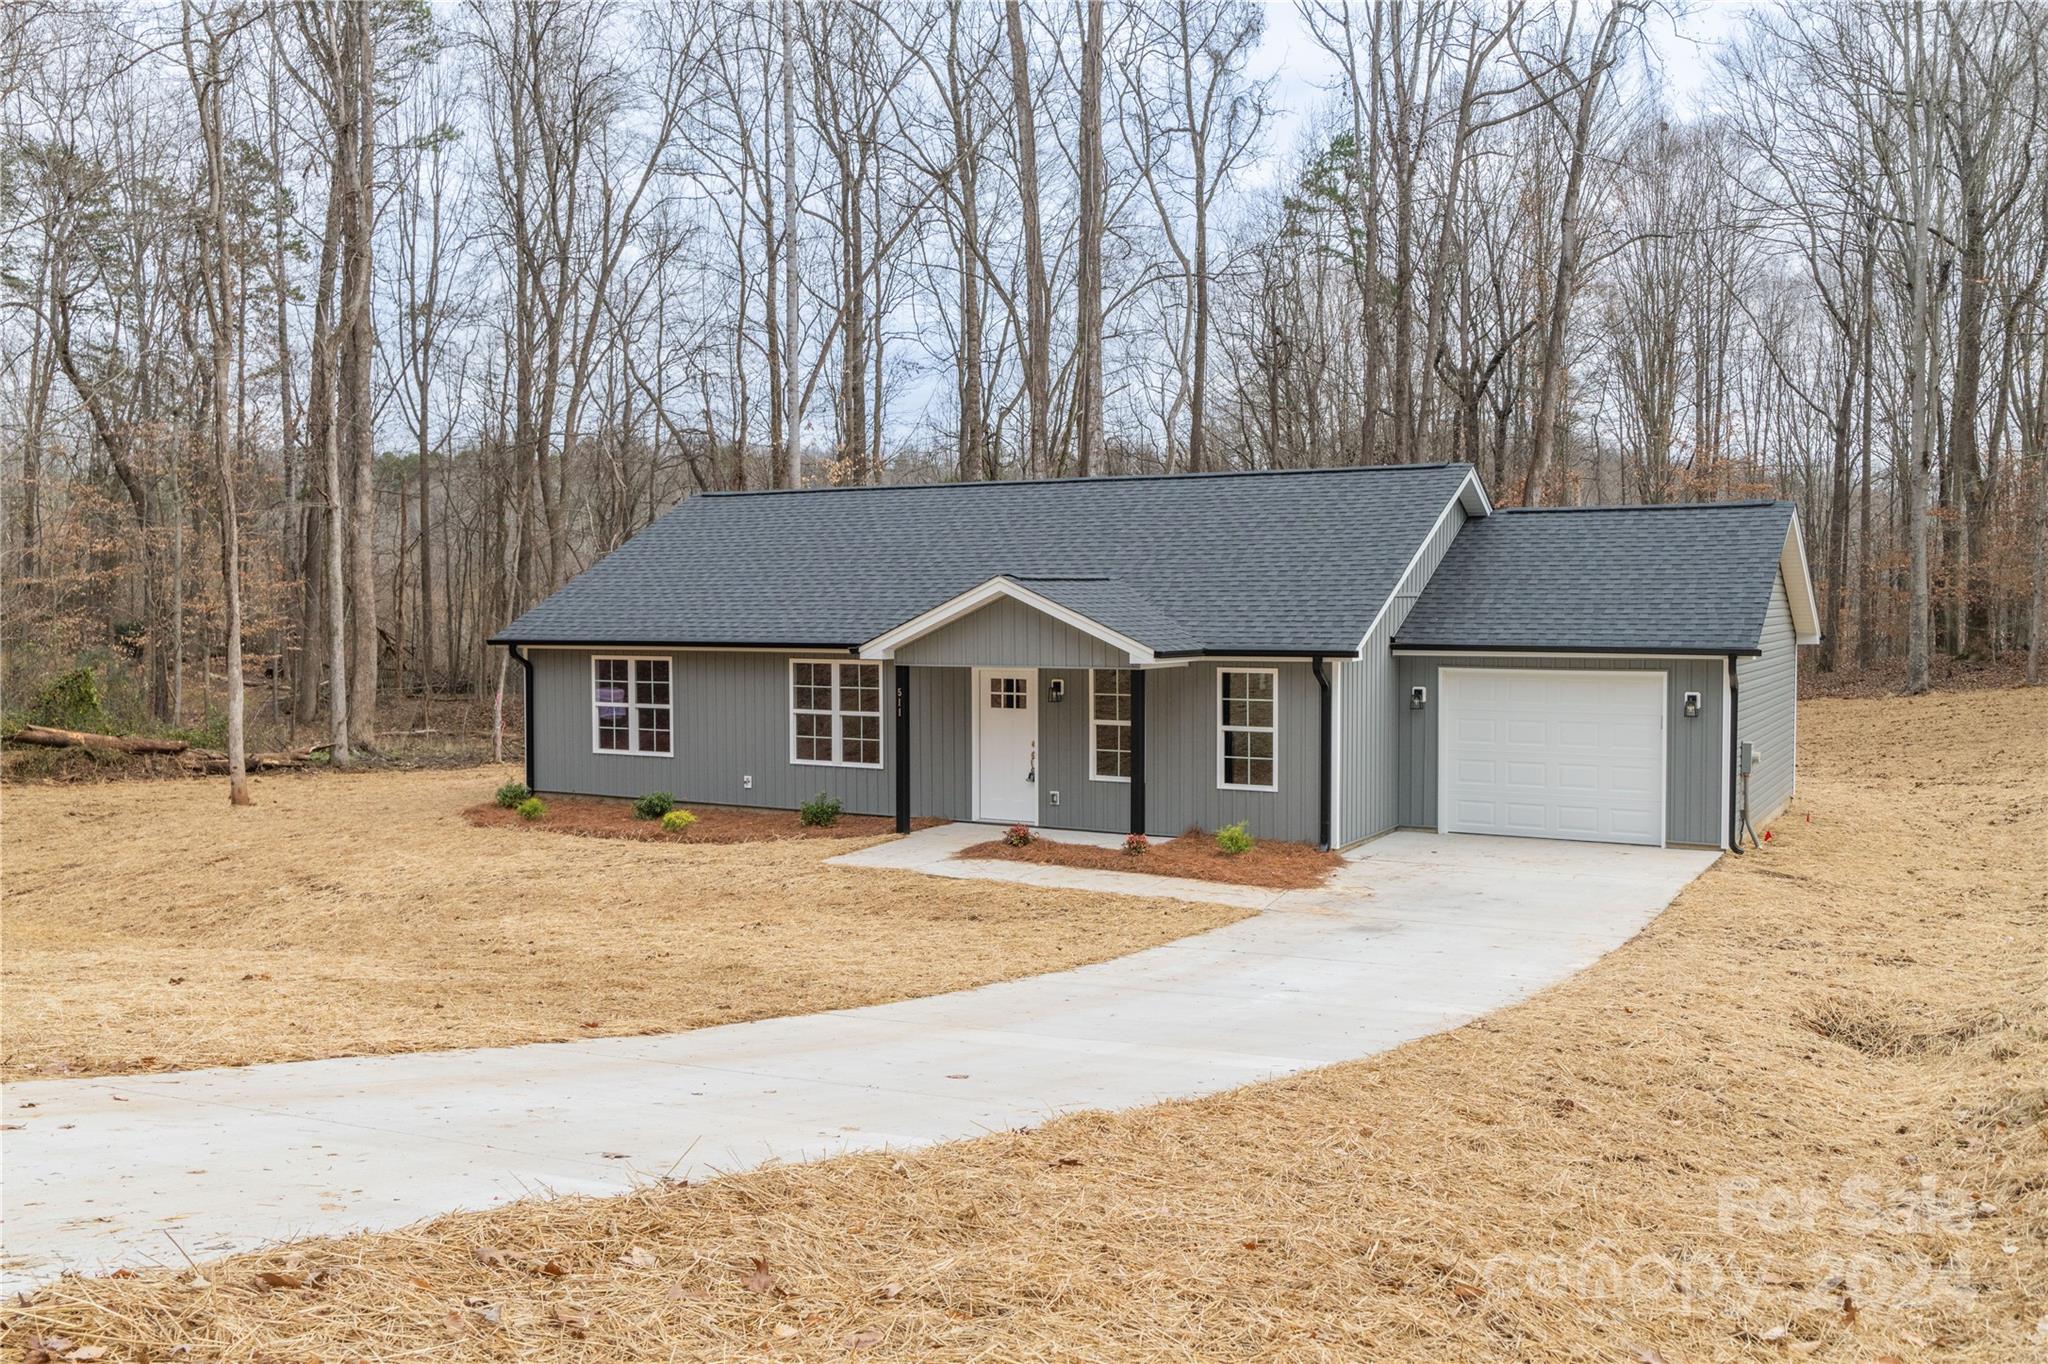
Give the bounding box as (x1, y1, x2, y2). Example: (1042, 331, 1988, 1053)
(868, 575, 1332, 848)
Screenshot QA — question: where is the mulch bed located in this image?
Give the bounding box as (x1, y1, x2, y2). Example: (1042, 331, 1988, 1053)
(464, 795, 945, 844)
(957, 830, 1342, 890)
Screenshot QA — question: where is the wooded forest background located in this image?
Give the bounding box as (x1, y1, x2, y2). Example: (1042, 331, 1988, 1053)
(4, 0, 2045, 790)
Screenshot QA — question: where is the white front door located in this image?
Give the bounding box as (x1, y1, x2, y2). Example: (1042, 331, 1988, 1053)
(1438, 668, 1666, 847)
(975, 668, 1039, 824)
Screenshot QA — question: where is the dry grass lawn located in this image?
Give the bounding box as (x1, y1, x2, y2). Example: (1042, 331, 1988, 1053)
(0, 767, 1245, 1081)
(4, 687, 2043, 1363)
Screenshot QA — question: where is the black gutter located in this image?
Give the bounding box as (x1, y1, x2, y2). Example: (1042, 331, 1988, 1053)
(1392, 642, 1763, 659)
(508, 644, 536, 792)
(1726, 655, 1743, 856)
(489, 638, 861, 654)
(1311, 655, 1333, 851)
(894, 666, 911, 834)
(1129, 669, 1147, 836)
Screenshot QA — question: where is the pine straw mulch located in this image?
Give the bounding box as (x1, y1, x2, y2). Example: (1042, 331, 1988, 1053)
(958, 830, 1342, 890)
(463, 795, 947, 844)
(0, 769, 1244, 1081)
(5, 686, 2043, 1362)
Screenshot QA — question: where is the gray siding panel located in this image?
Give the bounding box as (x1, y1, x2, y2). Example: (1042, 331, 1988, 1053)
(1037, 667, 1134, 833)
(894, 596, 1129, 668)
(1144, 660, 1320, 843)
(1736, 572, 1797, 824)
(529, 649, 973, 820)
(1393, 653, 1727, 847)
(910, 666, 973, 820)
(1340, 501, 1468, 846)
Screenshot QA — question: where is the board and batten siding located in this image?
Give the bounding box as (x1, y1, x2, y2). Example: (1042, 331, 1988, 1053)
(1337, 499, 1469, 846)
(1736, 571, 1797, 824)
(527, 649, 971, 820)
(893, 596, 1129, 669)
(1036, 667, 1135, 833)
(1141, 660, 1321, 844)
(1392, 653, 1727, 848)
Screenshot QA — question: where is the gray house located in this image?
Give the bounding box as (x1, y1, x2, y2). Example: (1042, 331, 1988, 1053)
(492, 463, 1819, 851)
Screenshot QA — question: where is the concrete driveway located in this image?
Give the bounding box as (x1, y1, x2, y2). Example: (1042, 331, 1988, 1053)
(0, 832, 1716, 1288)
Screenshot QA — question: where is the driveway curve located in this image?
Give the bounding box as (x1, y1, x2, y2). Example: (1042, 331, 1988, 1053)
(1, 831, 1714, 1287)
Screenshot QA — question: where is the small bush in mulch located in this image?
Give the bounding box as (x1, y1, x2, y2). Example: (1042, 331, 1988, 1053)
(799, 791, 842, 828)
(959, 827, 1341, 891)
(660, 809, 697, 834)
(1122, 832, 1150, 856)
(1215, 822, 1254, 856)
(495, 781, 531, 809)
(633, 791, 676, 820)
(516, 797, 546, 821)
(1005, 823, 1034, 847)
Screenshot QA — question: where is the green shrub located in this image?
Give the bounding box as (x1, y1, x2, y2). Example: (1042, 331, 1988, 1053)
(1215, 822, 1254, 856)
(799, 791, 842, 827)
(495, 781, 531, 809)
(633, 791, 676, 820)
(26, 667, 110, 732)
(166, 713, 229, 749)
(517, 797, 546, 822)
(660, 809, 697, 834)
(1004, 823, 1034, 847)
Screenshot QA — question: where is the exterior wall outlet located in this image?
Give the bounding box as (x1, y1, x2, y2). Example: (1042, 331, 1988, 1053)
(1049, 789, 1060, 806)
(742, 774, 753, 789)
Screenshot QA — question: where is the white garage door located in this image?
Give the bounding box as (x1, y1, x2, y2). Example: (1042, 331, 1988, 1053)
(1438, 669, 1666, 847)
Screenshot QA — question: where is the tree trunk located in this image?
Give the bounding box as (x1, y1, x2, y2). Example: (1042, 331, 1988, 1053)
(1004, 0, 1050, 478)
(781, 1, 800, 488)
(343, 0, 378, 748)
(1074, 0, 1104, 477)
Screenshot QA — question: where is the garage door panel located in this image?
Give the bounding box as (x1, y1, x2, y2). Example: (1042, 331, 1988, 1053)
(1439, 670, 1665, 847)
(1556, 763, 1600, 793)
(1557, 720, 1601, 748)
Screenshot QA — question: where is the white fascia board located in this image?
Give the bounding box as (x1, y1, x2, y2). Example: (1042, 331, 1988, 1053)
(860, 576, 1156, 664)
(1782, 515, 1824, 645)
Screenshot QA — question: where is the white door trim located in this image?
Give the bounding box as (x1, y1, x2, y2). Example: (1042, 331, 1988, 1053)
(1436, 666, 1668, 848)
(971, 667, 1040, 824)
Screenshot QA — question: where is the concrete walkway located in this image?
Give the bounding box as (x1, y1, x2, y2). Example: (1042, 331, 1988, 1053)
(0, 832, 1717, 1288)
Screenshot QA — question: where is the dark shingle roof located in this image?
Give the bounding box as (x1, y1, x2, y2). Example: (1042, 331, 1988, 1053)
(1005, 577, 1205, 655)
(493, 463, 1477, 656)
(1394, 501, 1797, 655)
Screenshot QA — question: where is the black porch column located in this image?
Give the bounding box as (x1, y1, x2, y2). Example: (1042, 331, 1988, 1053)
(1129, 668, 1147, 836)
(894, 664, 912, 833)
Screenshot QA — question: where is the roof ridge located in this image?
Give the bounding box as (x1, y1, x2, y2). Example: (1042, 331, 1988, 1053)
(697, 462, 1474, 498)
(1496, 499, 1784, 515)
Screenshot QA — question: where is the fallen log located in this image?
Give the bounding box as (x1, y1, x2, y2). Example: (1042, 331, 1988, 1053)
(9, 725, 189, 755)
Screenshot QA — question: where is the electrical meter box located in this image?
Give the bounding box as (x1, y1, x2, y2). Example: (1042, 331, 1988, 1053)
(1738, 741, 1761, 776)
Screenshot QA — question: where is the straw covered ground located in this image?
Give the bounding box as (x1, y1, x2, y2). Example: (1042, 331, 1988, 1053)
(959, 829, 1343, 888)
(0, 767, 1245, 1081)
(4, 686, 2043, 1362)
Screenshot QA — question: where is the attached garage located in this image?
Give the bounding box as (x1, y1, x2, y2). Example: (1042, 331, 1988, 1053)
(1437, 668, 1665, 846)
(1389, 500, 1822, 851)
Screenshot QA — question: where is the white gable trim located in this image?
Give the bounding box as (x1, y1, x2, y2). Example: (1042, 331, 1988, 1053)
(859, 576, 1157, 664)
(1781, 515, 1823, 645)
(1352, 466, 1489, 659)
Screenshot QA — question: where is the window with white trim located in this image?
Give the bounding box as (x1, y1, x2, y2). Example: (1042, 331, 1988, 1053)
(791, 660, 883, 767)
(1217, 668, 1277, 790)
(593, 656, 672, 756)
(1090, 668, 1131, 781)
